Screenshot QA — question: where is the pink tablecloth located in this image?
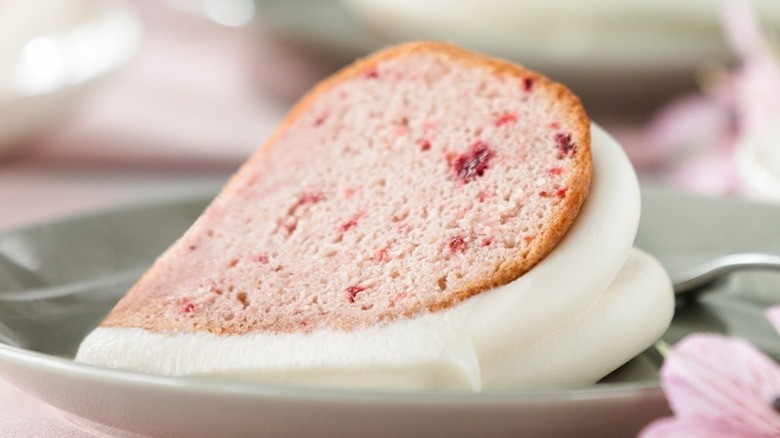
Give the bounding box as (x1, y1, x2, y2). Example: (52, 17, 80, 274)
(0, 379, 93, 438)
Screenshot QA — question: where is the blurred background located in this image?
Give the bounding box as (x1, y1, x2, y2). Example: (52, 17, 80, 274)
(1, 0, 779, 231)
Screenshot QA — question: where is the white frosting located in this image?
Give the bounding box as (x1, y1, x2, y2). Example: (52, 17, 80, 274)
(76, 126, 675, 390)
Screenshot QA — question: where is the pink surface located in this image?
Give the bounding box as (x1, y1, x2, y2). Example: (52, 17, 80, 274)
(0, 378, 93, 437)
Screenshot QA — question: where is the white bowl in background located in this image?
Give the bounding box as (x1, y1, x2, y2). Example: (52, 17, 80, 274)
(251, 0, 779, 108)
(0, 0, 142, 155)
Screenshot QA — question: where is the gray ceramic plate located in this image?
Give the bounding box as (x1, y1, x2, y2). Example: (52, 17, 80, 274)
(0, 186, 778, 438)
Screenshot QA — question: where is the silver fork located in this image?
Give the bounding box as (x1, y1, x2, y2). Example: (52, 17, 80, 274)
(673, 253, 780, 304)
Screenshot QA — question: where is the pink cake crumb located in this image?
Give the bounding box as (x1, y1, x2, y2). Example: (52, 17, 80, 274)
(252, 253, 269, 264)
(314, 113, 328, 127)
(452, 141, 496, 184)
(209, 281, 223, 295)
(346, 285, 368, 303)
(494, 113, 518, 127)
(364, 68, 379, 79)
(339, 212, 365, 232)
(282, 221, 297, 235)
(344, 187, 361, 198)
(395, 223, 411, 234)
(554, 133, 576, 158)
(373, 247, 391, 262)
(101, 43, 591, 335)
(523, 77, 534, 92)
(449, 235, 468, 253)
(296, 192, 324, 206)
(389, 291, 407, 306)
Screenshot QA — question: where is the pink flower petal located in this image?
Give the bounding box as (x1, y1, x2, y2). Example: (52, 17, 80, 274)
(722, 0, 780, 137)
(767, 306, 780, 335)
(666, 141, 742, 195)
(645, 94, 733, 159)
(733, 57, 780, 136)
(639, 416, 769, 438)
(659, 334, 780, 435)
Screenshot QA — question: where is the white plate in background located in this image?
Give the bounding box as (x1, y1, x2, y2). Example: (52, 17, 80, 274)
(250, 0, 779, 107)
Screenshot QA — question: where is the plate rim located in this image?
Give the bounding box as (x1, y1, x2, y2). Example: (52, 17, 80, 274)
(0, 340, 663, 403)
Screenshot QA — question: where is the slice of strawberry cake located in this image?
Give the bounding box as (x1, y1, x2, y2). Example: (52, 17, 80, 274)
(77, 42, 674, 390)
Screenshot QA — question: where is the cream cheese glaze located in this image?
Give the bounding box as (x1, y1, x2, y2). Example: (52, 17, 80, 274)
(76, 125, 674, 390)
